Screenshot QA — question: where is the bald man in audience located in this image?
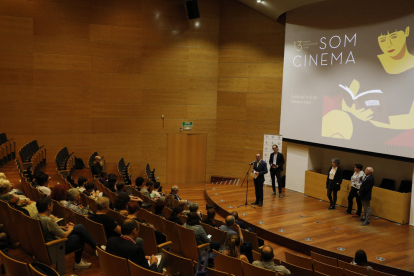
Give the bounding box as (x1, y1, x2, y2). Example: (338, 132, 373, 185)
(253, 245, 291, 275)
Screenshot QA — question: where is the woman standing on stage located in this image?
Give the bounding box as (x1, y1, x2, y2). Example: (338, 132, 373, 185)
(326, 158, 343, 210)
(344, 164, 365, 217)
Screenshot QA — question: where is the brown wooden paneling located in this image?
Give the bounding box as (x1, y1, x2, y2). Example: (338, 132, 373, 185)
(34, 70, 90, 87)
(217, 92, 246, 106)
(0, 0, 33, 18)
(90, 88, 142, 104)
(188, 62, 218, 77)
(0, 33, 33, 52)
(248, 63, 283, 78)
(142, 59, 188, 76)
(218, 77, 248, 92)
(90, 72, 141, 89)
(188, 105, 217, 120)
(142, 89, 187, 105)
(89, 6, 144, 28)
(189, 47, 218, 62)
(217, 106, 246, 120)
(216, 134, 245, 149)
(0, 50, 33, 69)
(35, 86, 90, 103)
(90, 134, 141, 149)
(216, 120, 246, 135)
(0, 68, 33, 85)
(0, 102, 33, 118)
(35, 102, 90, 118)
(35, 118, 91, 135)
(141, 28, 190, 47)
(90, 24, 141, 43)
(141, 133, 167, 148)
(33, 19, 89, 40)
(187, 134, 207, 183)
(91, 56, 141, 74)
(187, 91, 217, 106)
(142, 45, 189, 61)
(33, 2, 89, 23)
(0, 15, 33, 35)
(167, 134, 187, 184)
(141, 104, 187, 119)
(189, 76, 218, 92)
(34, 53, 91, 71)
(219, 48, 248, 63)
(91, 104, 141, 119)
(1, 85, 35, 102)
(90, 40, 141, 58)
(0, 118, 35, 135)
(141, 75, 188, 90)
(246, 92, 281, 108)
(35, 36, 90, 56)
(90, 118, 141, 134)
(247, 78, 282, 93)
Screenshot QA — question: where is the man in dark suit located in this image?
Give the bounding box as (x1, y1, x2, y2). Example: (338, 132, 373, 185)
(358, 167, 374, 226)
(106, 219, 165, 273)
(268, 145, 285, 198)
(251, 153, 268, 207)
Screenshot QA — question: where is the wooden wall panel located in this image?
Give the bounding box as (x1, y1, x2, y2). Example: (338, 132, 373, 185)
(90, 40, 141, 58)
(0, 15, 33, 35)
(35, 36, 90, 56)
(1, 85, 35, 102)
(33, 19, 89, 39)
(0, 51, 33, 69)
(34, 70, 90, 87)
(33, 53, 91, 71)
(0, 0, 33, 18)
(90, 24, 142, 43)
(0, 68, 33, 85)
(0, 33, 33, 52)
(90, 88, 141, 104)
(35, 87, 90, 103)
(91, 56, 141, 74)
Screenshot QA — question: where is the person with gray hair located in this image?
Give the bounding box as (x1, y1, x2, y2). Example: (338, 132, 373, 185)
(89, 197, 122, 240)
(326, 158, 343, 210)
(67, 188, 92, 216)
(189, 202, 202, 220)
(170, 185, 181, 200)
(358, 167, 374, 226)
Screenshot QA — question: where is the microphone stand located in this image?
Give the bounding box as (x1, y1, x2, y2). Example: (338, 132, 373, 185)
(237, 163, 256, 209)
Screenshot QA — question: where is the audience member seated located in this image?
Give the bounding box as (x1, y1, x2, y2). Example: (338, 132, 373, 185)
(150, 182, 163, 199)
(77, 176, 87, 192)
(114, 193, 132, 216)
(89, 197, 121, 240)
(98, 171, 108, 185)
(127, 202, 166, 245)
(202, 208, 218, 228)
(231, 211, 253, 232)
(185, 212, 221, 252)
(167, 206, 183, 226)
(51, 184, 69, 207)
(140, 181, 153, 198)
(116, 182, 128, 195)
(90, 156, 104, 177)
(220, 234, 249, 263)
(352, 249, 372, 271)
(83, 182, 100, 201)
(0, 173, 23, 195)
(105, 174, 118, 192)
(67, 188, 93, 216)
(35, 172, 51, 196)
(36, 197, 101, 271)
(106, 219, 165, 273)
(165, 194, 175, 209)
(178, 200, 189, 215)
(134, 176, 144, 191)
(170, 185, 182, 201)
(252, 245, 291, 275)
(189, 202, 202, 221)
(154, 200, 165, 218)
(0, 179, 32, 216)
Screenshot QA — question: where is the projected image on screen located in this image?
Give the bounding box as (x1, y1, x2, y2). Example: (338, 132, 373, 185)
(280, 8, 414, 159)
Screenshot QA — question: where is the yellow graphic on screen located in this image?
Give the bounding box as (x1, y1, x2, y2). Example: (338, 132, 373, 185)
(378, 26, 414, 74)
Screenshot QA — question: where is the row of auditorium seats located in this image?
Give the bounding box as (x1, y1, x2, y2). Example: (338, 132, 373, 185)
(342, 170, 412, 193)
(117, 158, 131, 185)
(18, 140, 46, 173)
(55, 147, 74, 173)
(0, 133, 15, 167)
(146, 163, 156, 183)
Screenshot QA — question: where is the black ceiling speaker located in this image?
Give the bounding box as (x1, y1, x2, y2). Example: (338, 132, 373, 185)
(186, 0, 200, 19)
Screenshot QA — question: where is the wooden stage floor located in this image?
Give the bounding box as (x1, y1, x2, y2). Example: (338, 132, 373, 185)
(205, 183, 414, 275)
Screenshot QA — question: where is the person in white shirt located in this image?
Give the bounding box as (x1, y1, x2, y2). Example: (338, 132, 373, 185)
(35, 172, 51, 196)
(344, 164, 365, 217)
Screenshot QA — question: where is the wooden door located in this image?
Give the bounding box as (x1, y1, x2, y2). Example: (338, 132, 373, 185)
(186, 134, 207, 183)
(166, 133, 206, 184)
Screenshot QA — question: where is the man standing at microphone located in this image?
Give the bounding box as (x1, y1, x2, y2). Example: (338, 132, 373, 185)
(251, 153, 268, 207)
(269, 145, 285, 198)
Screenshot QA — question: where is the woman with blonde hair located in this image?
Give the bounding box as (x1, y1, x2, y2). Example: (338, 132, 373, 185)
(221, 234, 249, 262)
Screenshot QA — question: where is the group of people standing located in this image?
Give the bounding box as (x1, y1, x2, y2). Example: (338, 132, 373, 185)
(326, 158, 375, 226)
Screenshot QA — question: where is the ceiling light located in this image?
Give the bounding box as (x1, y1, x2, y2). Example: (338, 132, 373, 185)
(257, 0, 263, 2)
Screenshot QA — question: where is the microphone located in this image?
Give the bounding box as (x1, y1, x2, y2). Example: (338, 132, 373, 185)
(249, 161, 256, 165)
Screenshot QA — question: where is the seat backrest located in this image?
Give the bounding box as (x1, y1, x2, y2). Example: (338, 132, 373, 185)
(314, 272, 330, 276)
(252, 250, 261, 262)
(176, 224, 202, 261)
(145, 211, 164, 233)
(51, 200, 73, 225)
(241, 229, 260, 252)
(80, 193, 97, 213)
(21, 214, 52, 265)
(313, 260, 344, 275)
(162, 206, 172, 218)
(128, 259, 163, 275)
(213, 250, 244, 276)
(338, 259, 369, 275)
(369, 269, 396, 276)
(213, 218, 225, 228)
(207, 267, 231, 276)
(160, 217, 181, 254)
(281, 261, 313, 276)
(107, 209, 127, 226)
(311, 251, 338, 266)
(96, 246, 130, 276)
(179, 215, 187, 225)
(285, 251, 313, 270)
(8, 207, 33, 255)
(0, 250, 31, 276)
(200, 222, 228, 244)
(77, 215, 107, 246)
(344, 269, 366, 276)
(138, 222, 160, 256)
(29, 263, 59, 276)
(162, 249, 195, 276)
(242, 260, 276, 276)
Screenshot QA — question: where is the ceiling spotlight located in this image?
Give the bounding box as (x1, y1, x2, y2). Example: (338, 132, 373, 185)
(257, 0, 263, 2)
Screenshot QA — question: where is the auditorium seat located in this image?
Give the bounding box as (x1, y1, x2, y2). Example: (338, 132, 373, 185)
(162, 248, 195, 276)
(107, 209, 127, 226)
(76, 215, 107, 253)
(146, 163, 156, 183)
(380, 178, 395, 191)
(160, 217, 182, 254)
(285, 251, 313, 270)
(313, 259, 344, 275)
(51, 200, 74, 224)
(0, 250, 31, 276)
(398, 180, 412, 193)
(162, 206, 172, 218)
(344, 269, 366, 276)
(369, 269, 396, 276)
(241, 229, 261, 252)
(176, 224, 210, 262)
(242, 259, 275, 276)
(338, 259, 369, 274)
(96, 246, 129, 276)
(138, 222, 172, 256)
(145, 210, 164, 233)
(29, 263, 60, 276)
(207, 267, 232, 276)
(80, 193, 97, 213)
(128, 259, 163, 275)
(281, 261, 313, 276)
(314, 272, 330, 276)
(311, 251, 338, 266)
(200, 222, 228, 244)
(213, 249, 244, 276)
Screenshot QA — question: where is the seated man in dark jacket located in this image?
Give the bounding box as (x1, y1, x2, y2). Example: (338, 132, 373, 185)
(202, 208, 218, 228)
(106, 219, 165, 273)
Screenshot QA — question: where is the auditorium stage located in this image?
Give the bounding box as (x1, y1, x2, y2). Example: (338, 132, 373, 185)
(204, 183, 414, 275)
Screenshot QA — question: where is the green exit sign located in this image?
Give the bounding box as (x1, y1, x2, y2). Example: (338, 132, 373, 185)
(182, 122, 193, 130)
